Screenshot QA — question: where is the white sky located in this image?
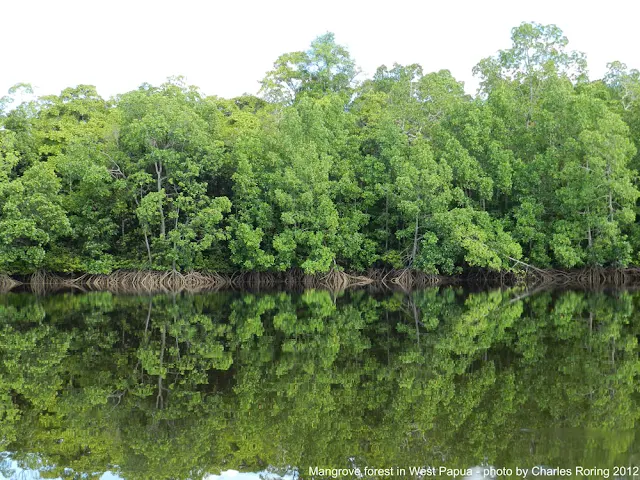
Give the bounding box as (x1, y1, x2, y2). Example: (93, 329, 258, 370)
(1, 0, 638, 100)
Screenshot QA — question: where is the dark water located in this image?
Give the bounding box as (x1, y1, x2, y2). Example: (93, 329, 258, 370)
(1, 287, 639, 480)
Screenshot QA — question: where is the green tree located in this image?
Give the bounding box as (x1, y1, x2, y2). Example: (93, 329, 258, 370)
(260, 32, 358, 104)
(116, 78, 231, 270)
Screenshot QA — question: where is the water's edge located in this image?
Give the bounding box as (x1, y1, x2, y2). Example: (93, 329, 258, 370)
(1, 266, 638, 293)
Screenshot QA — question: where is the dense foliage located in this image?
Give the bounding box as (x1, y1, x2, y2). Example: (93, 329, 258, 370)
(1, 287, 639, 478)
(2, 23, 640, 275)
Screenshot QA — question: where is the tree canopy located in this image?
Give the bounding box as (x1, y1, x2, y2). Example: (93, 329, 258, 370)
(2, 23, 640, 276)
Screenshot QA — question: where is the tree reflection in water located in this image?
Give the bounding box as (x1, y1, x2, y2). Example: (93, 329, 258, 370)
(0, 287, 639, 479)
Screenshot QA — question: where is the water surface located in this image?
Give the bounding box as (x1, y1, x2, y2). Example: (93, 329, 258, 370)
(0, 287, 638, 479)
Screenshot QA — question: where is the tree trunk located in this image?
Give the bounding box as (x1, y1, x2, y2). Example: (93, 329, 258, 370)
(385, 192, 389, 251)
(144, 229, 152, 265)
(135, 187, 153, 265)
(608, 190, 614, 222)
(155, 161, 166, 237)
(587, 207, 592, 249)
(411, 212, 419, 266)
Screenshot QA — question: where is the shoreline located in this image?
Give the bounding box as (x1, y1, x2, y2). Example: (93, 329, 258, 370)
(1, 267, 640, 294)
(0, 269, 438, 294)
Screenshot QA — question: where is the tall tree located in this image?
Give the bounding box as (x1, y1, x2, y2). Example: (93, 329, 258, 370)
(260, 33, 358, 104)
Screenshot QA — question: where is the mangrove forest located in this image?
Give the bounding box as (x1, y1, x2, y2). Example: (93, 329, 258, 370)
(2, 22, 640, 283)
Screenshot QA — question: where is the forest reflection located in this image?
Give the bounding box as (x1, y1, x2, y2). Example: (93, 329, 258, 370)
(0, 287, 639, 479)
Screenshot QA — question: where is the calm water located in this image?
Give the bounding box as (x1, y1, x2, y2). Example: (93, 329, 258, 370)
(0, 287, 639, 479)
